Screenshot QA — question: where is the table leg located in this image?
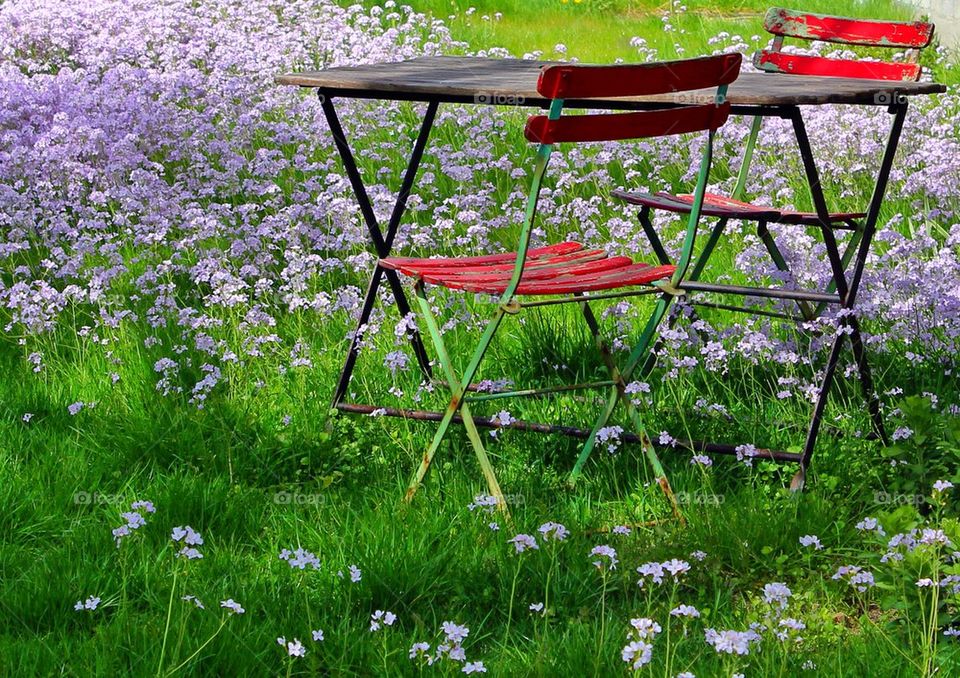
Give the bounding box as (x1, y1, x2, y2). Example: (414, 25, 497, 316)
(319, 94, 439, 406)
(793, 103, 907, 485)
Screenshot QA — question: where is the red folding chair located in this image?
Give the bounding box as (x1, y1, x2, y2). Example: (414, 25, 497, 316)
(611, 8, 935, 485)
(384, 54, 742, 514)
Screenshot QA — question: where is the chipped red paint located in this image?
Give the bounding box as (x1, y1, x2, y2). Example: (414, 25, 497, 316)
(763, 8, 934, 49)
(755, 50, 922, 81)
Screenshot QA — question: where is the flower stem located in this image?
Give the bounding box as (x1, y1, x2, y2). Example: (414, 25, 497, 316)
(156, 567, 179, 677)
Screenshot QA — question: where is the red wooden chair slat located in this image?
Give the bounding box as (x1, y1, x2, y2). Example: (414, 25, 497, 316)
(536, 53, 741, 99)
(422, 255, 635, 286)
(763, 7, 934, 49)
(390, 248, 608, 277)
(525, 103, 732, 144)
(615, 189, 866, 225)
(754, 50, 922, 81)
(612, 189, 782, 221)
(381, 242, 582, 272)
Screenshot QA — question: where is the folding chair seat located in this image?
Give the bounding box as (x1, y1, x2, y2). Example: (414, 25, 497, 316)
(382, 242, 675, 295)
(391, 53, 742, 517)
(613, 190, 866, 226)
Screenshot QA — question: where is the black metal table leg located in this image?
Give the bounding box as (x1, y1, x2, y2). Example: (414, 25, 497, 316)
(319, 93, 439, 406)
(795, 103, 908, 485)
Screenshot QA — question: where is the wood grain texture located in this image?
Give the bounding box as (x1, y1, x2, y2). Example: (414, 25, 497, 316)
(276, 56, 945, 106)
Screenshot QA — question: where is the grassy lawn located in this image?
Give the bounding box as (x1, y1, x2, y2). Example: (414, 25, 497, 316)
(2, 0, 960, 676)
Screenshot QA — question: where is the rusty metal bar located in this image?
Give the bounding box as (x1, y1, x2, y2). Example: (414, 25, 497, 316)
(464, 380, 615, 403)
(336, 402, 803, 463)
(678, 280, 840, 304)
(688, 299, 806, 323)
(517, 287, 661, 308)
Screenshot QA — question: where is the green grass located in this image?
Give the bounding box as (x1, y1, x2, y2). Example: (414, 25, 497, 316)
(386, 0, 957, 85)
(3, 1, 960, 676)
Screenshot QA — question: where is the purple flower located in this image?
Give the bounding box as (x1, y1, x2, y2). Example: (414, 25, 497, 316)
(508, 534, 538, 554)
(463, 662, 487, 674)
(621, 640, 653, 670)
(763, 582, 792, 611)
(891, 426, 913, 441)
(177, 546, 203, 560)
(663, 559, 691, 578)
(279, 547, 320, 570)
(933, 480, 954, 493)
(670, 604, 700, 618)
(409, 642, 431, 659)
(612, 525, 632, 535)
(855, 517, 885, 536)
(589, 544, 618, 570)
(529, 602, 544, 613)
(704, 628, 760, 655)
(468, 494, 499, 513)
(537, 521, 569, 542)
(74, 596, 101, 611)
(637, 561, 665, 585)
(277, 637, 306, 657)
(181, 595, 204, 609)
(68, 401, 85, 416)
(171, 526, 203, 546)
(799, 535, 823, 550)
(369, 610, 396, 632)
(628, 617, 661, 640)
(220, 599, 244, 615)
(312, 629, 324, 642)
(441, 621, 469, 644)
(349, 564, 362, 582)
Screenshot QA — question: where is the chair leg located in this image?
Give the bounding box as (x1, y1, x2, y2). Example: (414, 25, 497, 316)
(570, 294, 680, 518)
(756, 221, 815, 320)
(404, 283, 509, 514)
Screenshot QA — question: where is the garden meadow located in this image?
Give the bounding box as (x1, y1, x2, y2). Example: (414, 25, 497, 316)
(2, 0, 960, 675)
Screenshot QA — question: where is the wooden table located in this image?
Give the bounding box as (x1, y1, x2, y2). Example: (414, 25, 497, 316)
(279, 55, 945, 475)
(278, 55, 943, 107)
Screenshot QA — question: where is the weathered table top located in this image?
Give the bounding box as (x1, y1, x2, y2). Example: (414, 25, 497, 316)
(277, 55, 946, 108)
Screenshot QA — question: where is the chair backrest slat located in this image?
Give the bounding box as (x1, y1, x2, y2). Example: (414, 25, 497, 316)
(525, 104, 732, 144)
(536, 53, 741, 99)
(754, 51, 922, 81)
(763, 8, 934, 49)
(755, 7, 935, 82)
(526, 53, 741, 145)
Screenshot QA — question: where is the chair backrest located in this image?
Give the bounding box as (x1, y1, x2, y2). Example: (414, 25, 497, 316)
(508, 54, 742, 295)
(524, 53, 741, 145)
(754, 7, 935, 81)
